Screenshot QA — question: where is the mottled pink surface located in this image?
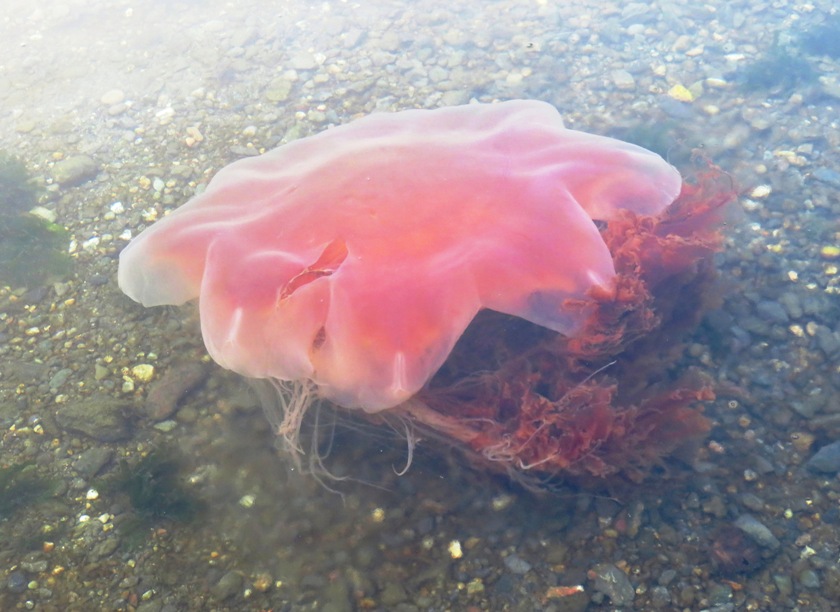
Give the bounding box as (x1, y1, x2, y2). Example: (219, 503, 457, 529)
(118, 100, 681, 411)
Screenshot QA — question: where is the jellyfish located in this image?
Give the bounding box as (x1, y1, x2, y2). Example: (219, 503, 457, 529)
(119, 100, 734, 483)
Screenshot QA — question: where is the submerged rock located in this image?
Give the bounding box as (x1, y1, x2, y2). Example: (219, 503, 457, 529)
(52, 155, 98, 187)
(55, 397, 132, 442)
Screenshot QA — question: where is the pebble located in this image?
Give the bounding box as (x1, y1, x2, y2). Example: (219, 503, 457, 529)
(755, 300, 788, 323)
(589, 563, 634, 606)
(733, 514, 781, 550)
(379, 581, 408, 605)
(611, 69, 636, 90)
(49, 368, 73, 390)
(288, 51, 317, 70)
(30, 206, 57, 223)
(815, 328, 840, 358)
(20, 559, 48, 573)
(211, 570, 243, 600)
(131, 364, 155, 382)
(659, 96, 695, 120)
(650, 585, 671, 607)
(503, 553, 532, 574)
(812, 167, 840, 187)
(440, 90, 470, 106)
(739, 492, 766, 512)
(73, 447, 113, 478)
(145, 362, 208, 420)
(55, 397, 133, 442)
(658, 569, 677, 586)
(379, 31, 402, 52)
(798, 569, 821, 589)
(152, 420, 178, 432)
(91, 536, 119, 560)
(667, 84, 694, 102)
(265, 77, 293, 102)
(750, 185, 772, 199)
(51, 155, 99, 187)
(806, 440, 840, 474)
(6, 571, 27, 594)
(15, 118, 36, 133)
(774, 574, 794, 597)
(778, 292, 803, 319)
(100, 89, 125, 106)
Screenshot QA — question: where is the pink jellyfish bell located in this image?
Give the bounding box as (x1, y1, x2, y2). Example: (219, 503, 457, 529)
(119, 100, 734, 484)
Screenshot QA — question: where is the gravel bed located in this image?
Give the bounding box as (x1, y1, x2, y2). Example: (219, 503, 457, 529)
(1, 0, 839, 610)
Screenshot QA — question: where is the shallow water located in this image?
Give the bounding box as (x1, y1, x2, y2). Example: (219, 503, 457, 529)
(1, 0, 839, 610)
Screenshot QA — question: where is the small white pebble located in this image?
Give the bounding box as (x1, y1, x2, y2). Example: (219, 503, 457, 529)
(86, 488, 99, 500)
(750, 185, 772, 199)
(448, 540, 463, 559)
(81, 237, 101, 252)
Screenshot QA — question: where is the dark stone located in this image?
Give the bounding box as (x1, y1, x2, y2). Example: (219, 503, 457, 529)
(6, 570, 27, 593)
(755, 300, 788, 323)
(55, 397, 132, 442)
(589, 563, 635, 606)
(807, 440, 840, 474)
(503, 553, 532, 574)
(145, 362, 208, 420)
(733, 514, 781, 550)
(73, 446, 113, 478)
(813, 167, 840, 188)
(710, 525, 765, 575)
(90, 536, 120, 560)
(211, 570, 242, 600)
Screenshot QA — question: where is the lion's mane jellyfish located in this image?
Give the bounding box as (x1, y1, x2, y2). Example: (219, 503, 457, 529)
(119, 100, 735, 485)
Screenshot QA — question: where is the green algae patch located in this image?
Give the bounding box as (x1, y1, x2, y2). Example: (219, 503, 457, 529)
(103, 447, 205, 548)
(0, 151, 73, 288)
(736, 46, 816, 94)
(0, 462, 57, 519)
